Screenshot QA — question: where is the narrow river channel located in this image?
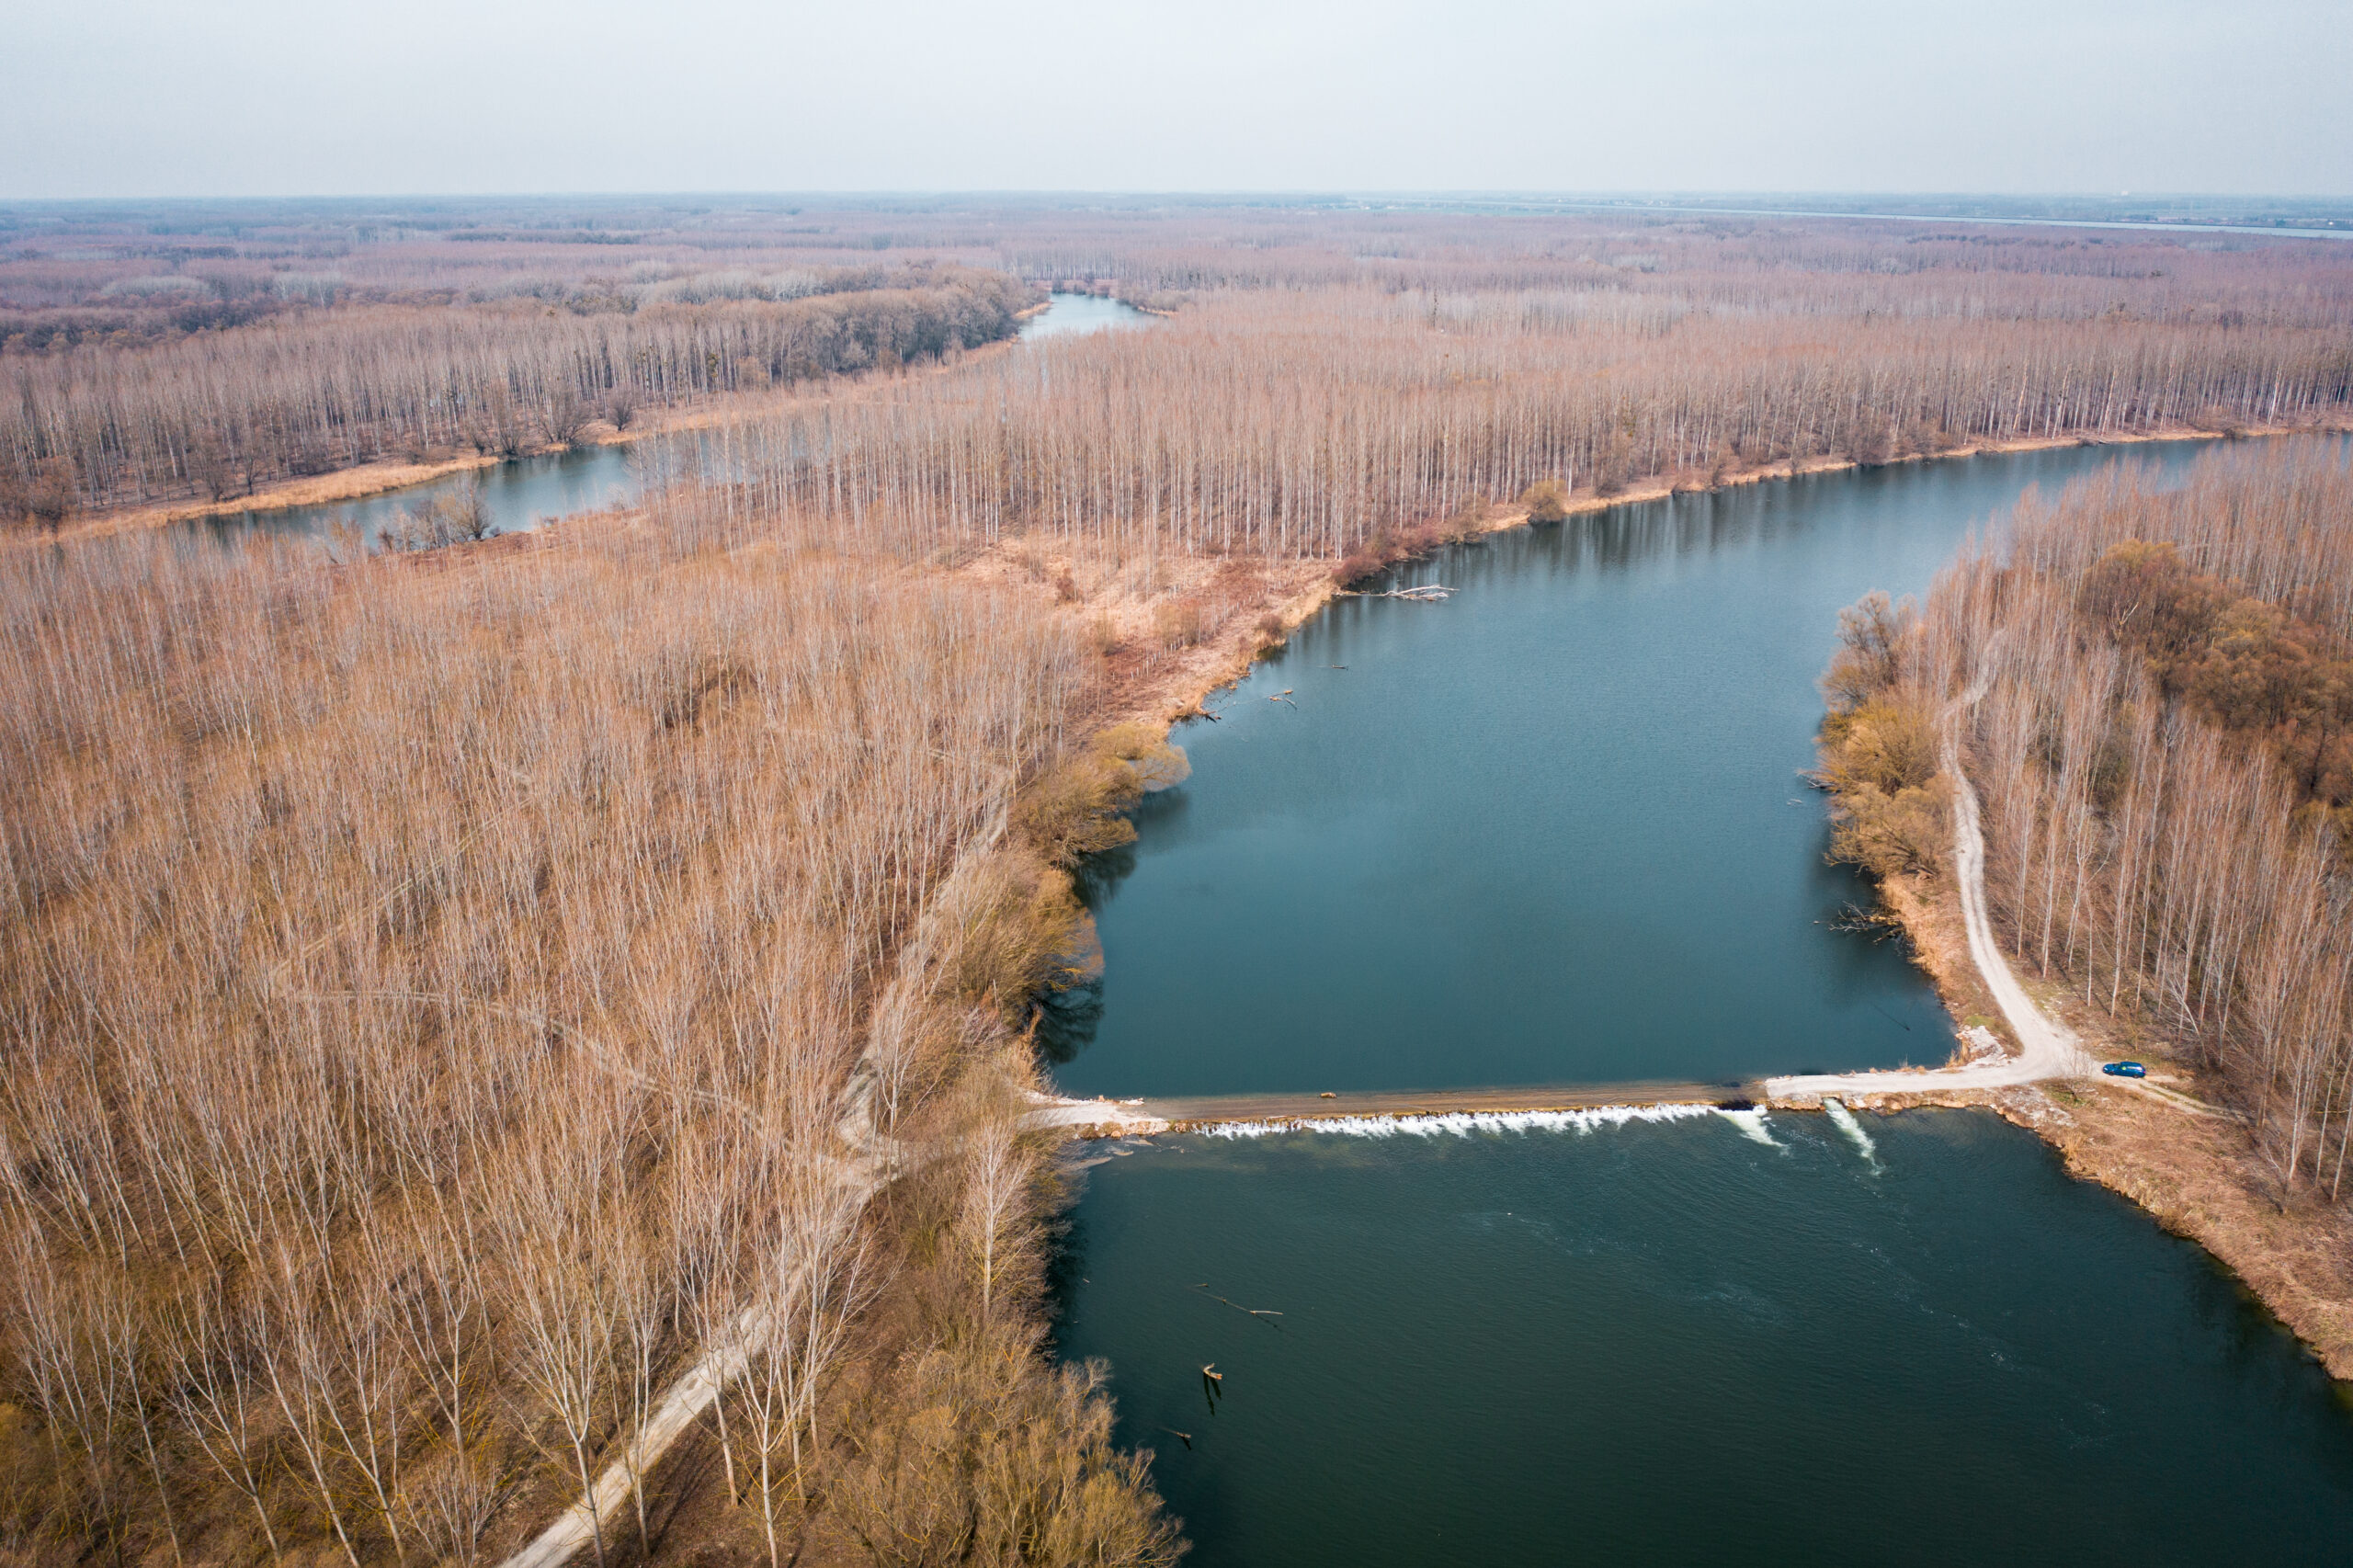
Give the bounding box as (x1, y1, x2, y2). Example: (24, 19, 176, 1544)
(1053, 439, 2353, 1565)
(172, 290, 1142, 549)
(175, 443, 641, 550)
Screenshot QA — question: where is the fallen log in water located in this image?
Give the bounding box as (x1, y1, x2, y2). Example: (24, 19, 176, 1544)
(1341, 584, 1454, 601)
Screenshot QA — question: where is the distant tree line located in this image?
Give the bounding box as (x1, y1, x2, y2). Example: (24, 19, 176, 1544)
(652, 276, 2353, 563)
(1, 270, 1032, 510)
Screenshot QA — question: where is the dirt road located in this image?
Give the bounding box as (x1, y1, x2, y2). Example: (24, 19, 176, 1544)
(1768, 653, 2095, 1103)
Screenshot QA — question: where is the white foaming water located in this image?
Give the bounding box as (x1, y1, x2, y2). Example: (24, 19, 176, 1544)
(1193, 1104, 1719, 1140)
(1716, 1108, 1780, 1146)
(1823, 1097, 1881, 1168)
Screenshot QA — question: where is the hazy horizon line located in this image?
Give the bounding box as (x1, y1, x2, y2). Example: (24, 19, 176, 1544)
(8, 188, 2353, 204)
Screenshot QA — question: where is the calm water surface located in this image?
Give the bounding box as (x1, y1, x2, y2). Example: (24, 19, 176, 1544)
(1051, 443, 2220, 1097)
(1019, 291, 1152, 338)
(1053, 440, 2353, 1563)
(176, 443, 639, 550)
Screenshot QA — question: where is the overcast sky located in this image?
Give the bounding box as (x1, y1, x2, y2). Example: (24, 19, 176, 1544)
(6, 0, 2348, 199)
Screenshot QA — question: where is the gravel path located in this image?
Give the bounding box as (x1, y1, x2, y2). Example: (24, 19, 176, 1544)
(1768, 655, 2095, 1103)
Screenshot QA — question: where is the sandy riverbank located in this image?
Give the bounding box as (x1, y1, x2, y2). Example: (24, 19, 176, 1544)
(1545, 418, 2347, 523)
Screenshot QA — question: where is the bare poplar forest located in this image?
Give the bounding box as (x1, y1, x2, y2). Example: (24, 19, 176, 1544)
(3, 200, 1037, 511)
(1827, 445, 2353, 1191)
(660, 246, 2353, 562)
(5, 197, 2353, 1568)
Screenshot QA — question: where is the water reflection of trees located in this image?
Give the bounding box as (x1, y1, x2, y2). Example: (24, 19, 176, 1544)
(1039, 816, 1154, 1065)
(1034, 978, 1108, 1066)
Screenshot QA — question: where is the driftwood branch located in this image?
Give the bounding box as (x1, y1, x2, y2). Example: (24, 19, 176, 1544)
(1192, 1285, 1284, 1327)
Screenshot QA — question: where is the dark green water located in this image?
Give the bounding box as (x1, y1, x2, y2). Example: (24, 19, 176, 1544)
(1052, 441, 2353, 1562)
(1051, 443, 2218, 1097)
(1058, 1114, 2353, 1566)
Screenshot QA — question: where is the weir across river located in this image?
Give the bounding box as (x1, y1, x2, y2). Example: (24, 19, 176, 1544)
(1029, 1080, 1769, 1137)
(1148, 1079, 1767, 1128)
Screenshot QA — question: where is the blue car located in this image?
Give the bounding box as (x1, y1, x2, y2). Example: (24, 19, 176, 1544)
(2102, 1061, 2148, 1079)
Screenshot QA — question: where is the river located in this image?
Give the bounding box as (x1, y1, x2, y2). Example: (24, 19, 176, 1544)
(1051, 442, 2224, 1097)
(172, 290, 1142, 549)
(1020, 290, 1152, 338)
(1051, 439, 2353, 1564)
(175, 443, 642, 551)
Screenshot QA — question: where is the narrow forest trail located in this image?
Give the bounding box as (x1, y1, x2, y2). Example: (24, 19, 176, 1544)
(492, 780, 1113, 1568)
(495, 1082, 1164, 1568)
(496, 1171, 883, 1568)
(496, 1072, 904, 1568)
(1768, 648, 2097, 1103)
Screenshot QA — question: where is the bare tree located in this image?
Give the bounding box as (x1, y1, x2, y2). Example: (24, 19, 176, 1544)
(494, 1125, 624, 1568)
(164, 1292, 284, 1563)
(962, 1122, 1030, 1327)
(739, 1158, 879, 1568)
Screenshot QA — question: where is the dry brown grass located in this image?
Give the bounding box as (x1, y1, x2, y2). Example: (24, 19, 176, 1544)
(2032, 1049, 2353, 1377)
(1849, 872, 2353, 1379)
